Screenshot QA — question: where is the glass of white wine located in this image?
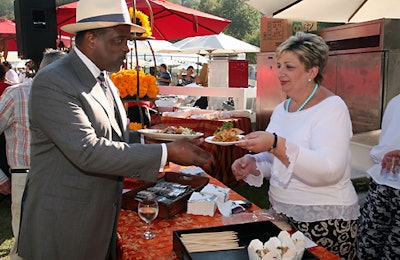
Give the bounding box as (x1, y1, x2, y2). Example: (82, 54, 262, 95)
(138, 194, 159, 240)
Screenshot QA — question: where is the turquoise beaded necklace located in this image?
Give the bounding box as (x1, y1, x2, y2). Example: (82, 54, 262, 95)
(286, 83, 319, 112)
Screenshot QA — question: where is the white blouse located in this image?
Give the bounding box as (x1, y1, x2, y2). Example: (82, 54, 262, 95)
(368, 94, 400, 189)
(245, 96, 360, 222)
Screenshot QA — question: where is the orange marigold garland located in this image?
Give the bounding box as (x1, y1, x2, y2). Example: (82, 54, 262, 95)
(110, 69, 159, 99)
(145, 74, 158, 99)
(129, 122, 147, 130)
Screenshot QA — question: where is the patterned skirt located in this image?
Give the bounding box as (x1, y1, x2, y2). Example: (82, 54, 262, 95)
(357, 180, 400, 259)
(288, 217, 358, 260)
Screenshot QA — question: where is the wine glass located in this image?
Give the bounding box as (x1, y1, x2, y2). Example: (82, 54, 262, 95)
(138, 195, 159, 240)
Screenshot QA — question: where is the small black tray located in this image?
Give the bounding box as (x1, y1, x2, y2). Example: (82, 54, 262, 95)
(173, 221, 319, 260)
(122, 172, 209, 219)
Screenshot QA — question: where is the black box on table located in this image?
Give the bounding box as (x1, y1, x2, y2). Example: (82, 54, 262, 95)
(173, 221, 319, 260)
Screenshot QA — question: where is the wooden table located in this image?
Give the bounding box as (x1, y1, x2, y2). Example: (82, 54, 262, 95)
(117, 174, 340, 260)
(158, 116, 253, 186)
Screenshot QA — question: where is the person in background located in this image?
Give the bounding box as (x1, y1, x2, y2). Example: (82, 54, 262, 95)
(157, 63, 171, 86)
(177, 65, 199, 86)
(177, 65, 208, 108)
(0, 64, 12, 195)
(357, 93, 400, 259)
(193, 63, 208, 109)
(232, 32, 359, 259)
(197, 63, 208, 87)
(0, 48, 66, 260)
(2, 61, 19, 84)
(18, 60, 35, 83)
(0, 64, 11, 94)
(17, 0, 210, 259)
(0, 36, 9, 62)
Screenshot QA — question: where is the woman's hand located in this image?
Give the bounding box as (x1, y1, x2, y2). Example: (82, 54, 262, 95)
(236, 131, 274, 153)
(382, 150, 400, 173)
(231, 155, 259, 181)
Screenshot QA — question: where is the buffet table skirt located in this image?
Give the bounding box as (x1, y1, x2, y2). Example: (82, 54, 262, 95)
(117, 176, 340, 260)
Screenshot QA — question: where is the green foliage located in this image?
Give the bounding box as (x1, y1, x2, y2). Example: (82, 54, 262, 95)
(198, 0, 221, 13)
(217, 0, 260, 40)
(0, 0, 14, 20)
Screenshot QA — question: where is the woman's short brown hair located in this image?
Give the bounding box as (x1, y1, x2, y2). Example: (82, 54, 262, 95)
(276, 32, 329, 85)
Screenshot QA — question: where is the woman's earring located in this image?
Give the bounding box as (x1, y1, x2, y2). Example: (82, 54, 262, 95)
(307, 78, 312, 82)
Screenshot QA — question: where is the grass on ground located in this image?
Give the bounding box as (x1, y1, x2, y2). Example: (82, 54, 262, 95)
(0, 195, 12, 260)
(229, 179, 270, 209)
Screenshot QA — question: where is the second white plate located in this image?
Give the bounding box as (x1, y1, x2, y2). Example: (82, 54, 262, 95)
(205, 135, 245, 146)
(138, 129, 204, 141)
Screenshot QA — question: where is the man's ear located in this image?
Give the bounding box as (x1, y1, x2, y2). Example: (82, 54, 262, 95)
(86, 31, 96, 48)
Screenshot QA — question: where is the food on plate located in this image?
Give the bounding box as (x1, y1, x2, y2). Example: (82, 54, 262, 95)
(212, 122, 244, 142)
(161, 126, 196, 135)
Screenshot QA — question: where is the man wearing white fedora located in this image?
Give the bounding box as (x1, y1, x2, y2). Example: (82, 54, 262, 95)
(17, 0, 210, 259)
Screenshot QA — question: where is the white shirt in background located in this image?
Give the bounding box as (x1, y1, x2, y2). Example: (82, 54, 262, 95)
(5, 69, 19, 84)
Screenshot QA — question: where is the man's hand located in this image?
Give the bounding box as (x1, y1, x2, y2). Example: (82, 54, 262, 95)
(166, 138, 211, 167)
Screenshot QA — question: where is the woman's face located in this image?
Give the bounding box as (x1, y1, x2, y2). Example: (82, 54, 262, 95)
(187, 67, 194, 74)
(276, 51, 311, 96)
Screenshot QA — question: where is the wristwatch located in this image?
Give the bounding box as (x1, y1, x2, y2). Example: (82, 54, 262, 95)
(268, 133, 278, 153)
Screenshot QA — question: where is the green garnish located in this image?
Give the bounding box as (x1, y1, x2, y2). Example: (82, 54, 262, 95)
(215, 121, 234, 133)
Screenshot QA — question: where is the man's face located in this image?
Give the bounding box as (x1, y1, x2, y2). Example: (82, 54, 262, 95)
(91, 25, 130, 72)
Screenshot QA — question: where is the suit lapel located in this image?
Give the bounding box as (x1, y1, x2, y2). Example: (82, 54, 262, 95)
(106, 77, 128, 140)
(69, 50, 124, 140)
(91, 82, 123, 138)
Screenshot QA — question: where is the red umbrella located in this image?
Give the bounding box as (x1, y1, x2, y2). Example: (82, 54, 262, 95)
(0, 18, 17, 58)
(56, 2, 76, 37)
(4, 37, 17, 52)
(56, 0, 231, 41)
(0, 17, 16, 36)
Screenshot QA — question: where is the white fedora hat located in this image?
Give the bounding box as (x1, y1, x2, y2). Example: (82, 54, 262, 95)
(61, 0, 146, 34)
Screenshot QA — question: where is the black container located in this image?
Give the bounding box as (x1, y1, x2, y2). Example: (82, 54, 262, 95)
(173, 221, 319, 260)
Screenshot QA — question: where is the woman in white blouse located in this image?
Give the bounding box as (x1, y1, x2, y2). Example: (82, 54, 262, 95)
(357, 94, 400, 259)
(232, 32, 359, 259)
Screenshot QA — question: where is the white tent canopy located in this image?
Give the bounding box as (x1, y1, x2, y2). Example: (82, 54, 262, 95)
(126, 51, 208, 68)
(241, 0, 400, 23)
(127, 39, 181, 53)
(171, 33, 260, 54)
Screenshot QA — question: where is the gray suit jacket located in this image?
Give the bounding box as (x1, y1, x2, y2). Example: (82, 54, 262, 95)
(18, 50, 162, 260)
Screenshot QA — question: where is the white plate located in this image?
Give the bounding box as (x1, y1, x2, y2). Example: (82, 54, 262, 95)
(205, 135, 245, 146)
(137, 129, 204, 141)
